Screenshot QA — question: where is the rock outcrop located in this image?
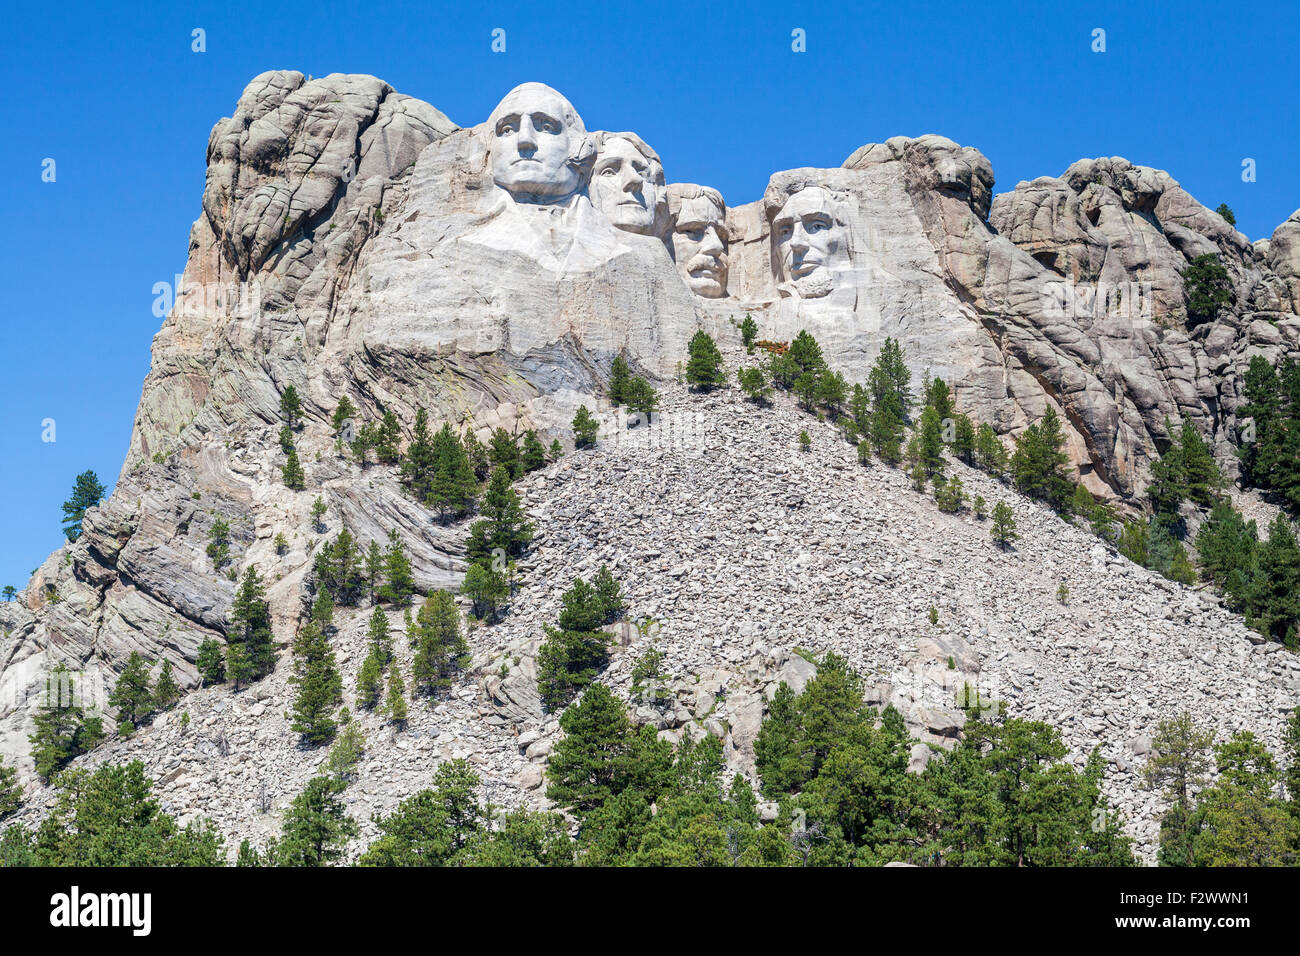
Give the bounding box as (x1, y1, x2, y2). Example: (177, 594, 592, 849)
(2, 74, 1298, 864)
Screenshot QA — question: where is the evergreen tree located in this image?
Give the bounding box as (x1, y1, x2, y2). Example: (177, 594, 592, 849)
(289, 621, 342, 746)
(463, 430, 491, 481)
(1179, 253, 1232, 325)
(0, 757, 22, 822)
(935, 473, 965, 513)
(108, 651, 154, 735)
(488, 428, 521, 479)
(463, 560, 509, 621)
(356, 649, 384, 711)
(1010, 407, 1072, 510)
(867, 338, 910, 463)
(685, 330, 726, 390)
(975, 422, 1008, 477)
(282, 450, 306, 491)
(627, 377, 659, 423)
(366, 605, 393, 664)
(793, 371, 819, 411)
(279, 384, 303, 428)
(311, 496, 328, 532)
(917, 405, 945, 477)
(61, 470, 106, 542)
(1195, 498, 1258, 609)
(740, 314, 758, 351)
(592, 565, 625, 623)
(990, 501, 1018, 549)
(229, 566, 276, 678)
(402, 407, 438, 502)
(520, 429, 548, 473)
(206, 516, 231, 571)
(279, 424, 295, 454)
(310, 585, 335, 633)
(225, 642, 254, 689)
(1247, 514, 1300, 646)
(196, 638, 225, 686)
(952, 414, 976, 465)
(331, 396, 357, 436)
(1215, 202, 1236, 226)
(465, 467, 534, 563)
(572, 405, 600, 448)
(152, 660, 180, 710)
(816, 369, 848, 415)
(537, 577, 613, 710)
(738, 366, 769, 403)
(375, 409, 402, 464)
(378, 531, 415, 606)
(609, 354, 632, 405)
(1187, 731, 1298, 866)
(275, 775, 357, 867)
(1144, 712, 1213, 867)
(411, 591, 470, 698)
(365, 539, 385, 603)
(27, 664, 105, 781)
(384, 660, 408, 726)
(924, 376, 954, 421)
(429, 424, 478, 520)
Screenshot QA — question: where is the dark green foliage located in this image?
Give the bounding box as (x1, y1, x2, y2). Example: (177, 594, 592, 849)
(488, 428, 521, 480)
(627, 376, 659, 422)
(1239, 355, 1300, 514)
(28, 663, 106, 781)
(1147, 417, 1223, 517)
(572, 405, 600, 448)
(289, 621, 342, 746)
(375, 410, 402, 464)
(311, 496, 327, 532)
(1117, 518, 1150, 567)
(275, 775, 357, 866)
(428, 424, 478, 519)
(279, 424, 295, 454)
(866, 337, 910, 463)
(357, 759, 486, 866)
(549, 438, 563, 460)
(378, 531, 415, 606)
(935, 473, 965, 513)
(916, 405, 945, 477)
(975, 422, 1008, 477)
(463, 430, 491, 480)
(313, 529, 365, 607)
(1247, 514, 1300, 646)
(410, 591, 470, 698)
(609, 354, 632, 405)
(537, 577, 615, 711)
(520, 429, 547, 473)
(1184, 732, 1298, 866)
(356, 649, 383, 712)
(463, 561, 509, 621)
(331, 396, 357, 436)
(990, 501, 1018, 549)
(1195, 498, 1258, 609)
(401, 407, 438, 501)
(61, 469, 106, 542)
(206, 516, 231, 571)
(279, 384, 303, 427)
(733, 312, 757, 350)
(228, 566, 276, 679)
(1010, 407, 1072, 510)
(952, 414, 976, 465)
(1144, 712, 1214, 867)
(1179, 253, 1232, 325)
(196, 638, 225, 686)
(384, 659, 408, 726)
(924, 376, 953, 421)
(1215, 203, 1236, 226)
(465, 467, 534, 564)
(108, 651, 154, 735)
(685, 329, 726, 389)
(0, 757, 22, 821)
(282, 449, 306, 490)
(786, 330, 827, 381)
(816, 369, 847, 415)
(7, 761, 224, 866)
(591, 565, 625, 623)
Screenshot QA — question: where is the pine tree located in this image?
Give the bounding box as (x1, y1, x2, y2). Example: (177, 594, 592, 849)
(378, 531, 415, 606)
(592, 565, 625, 623)
(366, 605, 393, 665)
(331, 396, 357, 436)
(740, 314, 758, 351)
(282, 450, 306, 490)
(935, 473, 965, 513)
(463, 430, 491, 481)
(206, 516, 231, 571)
(572, 405, 600, 448)
(917, 405, 945, 477)
(537, 577, 613, 711)
(685, 330, 726, 390)
(376, 409, 402, 464)
(276, 775, 358, 867)
(793, 372, 819, 411)
(289, 621, 342, 746)
(520, 430, 548, 473)
(549, 438, 564, 460)
(229, 566, 276, 678)
(61, 470, 106, 542)
(0, 756, 22, 821)
(411, 591, 470, 698)
(609, 355, 632, 405)
(385, 661, 408, 726)
(1010, 407, 1072, 510)
(975, 422, 1008, 477)
(866, 339, 910, 464)
(952, 414, 976, 465)
(463, 561, 509, 621)
(990, 501, 1018, 549)
(429, 424, 478, 520)
(153, 659, 180, 710)
(225, 642, 254, 689)
(279, 385, 303, 428)
(402, 407, 438, 502)
(311, 496, 328, 532)
(738, 366, 770, 403)
(365, 539, 386, 603)
(786, 330, 827, 381)
(279, 424, 295, 454)
(816, 370, 847, 415)
(356, 649, 384, 711)
(109, 651, 154, 735)
(311, 586, 335, 633)
(1180, 253, 1232, 325)
(27, 664, 106, 781)
(488, 428, 521, 479)
(627, 377, 659, 423)
(196, 638, 225, 686)
(466, 467, 534, 563)
(1247, 514, 1300, 646)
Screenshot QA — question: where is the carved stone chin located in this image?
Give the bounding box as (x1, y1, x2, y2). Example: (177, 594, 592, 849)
(668, 184, 729, 298)
(486, 82, 593, 204)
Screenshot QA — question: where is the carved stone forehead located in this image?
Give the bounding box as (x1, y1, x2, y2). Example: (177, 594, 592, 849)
(488, 82, 585, 134)
(668, 184, 725, 220)
(594, 132, 664, 181)
(775, 185, 835, 222)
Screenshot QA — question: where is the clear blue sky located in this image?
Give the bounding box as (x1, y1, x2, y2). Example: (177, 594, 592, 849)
(1, 0, 1297, 592)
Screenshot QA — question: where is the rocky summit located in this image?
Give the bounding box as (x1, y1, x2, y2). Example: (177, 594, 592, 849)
(2, 71, 1299, 864)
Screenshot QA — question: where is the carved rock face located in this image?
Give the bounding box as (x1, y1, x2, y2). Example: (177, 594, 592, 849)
(591, 134, 667, 237)
(668, 186, 728, 297)
(772, 185, 846, 298)
(487, 83, 589, 202)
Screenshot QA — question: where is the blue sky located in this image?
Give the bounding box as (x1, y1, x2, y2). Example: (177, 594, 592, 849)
(1, 0, 1297, 591)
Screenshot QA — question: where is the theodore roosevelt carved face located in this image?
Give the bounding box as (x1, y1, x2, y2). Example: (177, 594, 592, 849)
(667, 184, 728, 298)
(772, 184, 845, 298)
(590, 132, 668, 237)
(487, 83, 593, 203)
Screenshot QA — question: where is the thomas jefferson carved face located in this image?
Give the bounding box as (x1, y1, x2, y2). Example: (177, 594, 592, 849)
(772, 185, 845, 298)
(668, 185, 728, 298)
(590, 133, 668, 236)
(487, 83, 591, 202)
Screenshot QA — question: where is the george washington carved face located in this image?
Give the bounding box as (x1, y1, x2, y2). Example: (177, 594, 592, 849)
(487, 83, 593, 203)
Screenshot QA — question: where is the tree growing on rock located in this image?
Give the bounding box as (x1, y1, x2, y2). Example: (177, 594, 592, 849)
(537, 577, 614, 711)
(275, 775, 357, 867)
(466, 467, 533, 564)
(228, 566, 276, 680)
(109, 651, 154, 735)
(282, 450, 306, 491)
(1180, 253, 1233, 325)
(572, 405, 599, 448)
(196, 638, 225, 686)
(279, 385, 303, 428)
(627, 377, 659, 424)
(740, 314, 758, 352)
(27, 664, 105, 781)
(61, 470, 106, 542)
(609, 354, 632, 405)
(685, 330, 726, 390)
(289, 621, 342, 746)
(990, 501, 1018, 549)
